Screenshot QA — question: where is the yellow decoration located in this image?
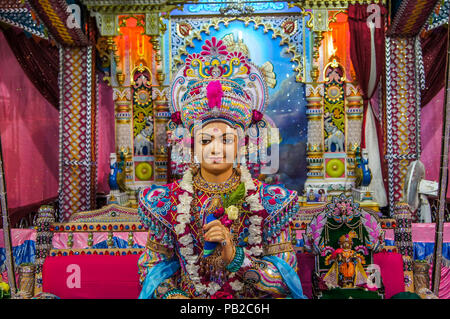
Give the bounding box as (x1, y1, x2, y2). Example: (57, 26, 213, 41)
(135, 162, 153, 181)
(326, 159, 345, 177)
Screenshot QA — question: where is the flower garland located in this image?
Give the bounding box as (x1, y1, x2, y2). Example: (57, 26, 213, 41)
(174, 164, 265, 297)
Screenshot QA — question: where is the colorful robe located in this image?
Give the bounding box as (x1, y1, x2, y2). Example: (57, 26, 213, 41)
(137, 178, 306, 299)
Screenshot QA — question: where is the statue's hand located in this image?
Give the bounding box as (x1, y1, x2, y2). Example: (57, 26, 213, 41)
(203, 219, 234, 265)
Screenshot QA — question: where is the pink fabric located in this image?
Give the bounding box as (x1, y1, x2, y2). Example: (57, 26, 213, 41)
(0, 228, 36, 247)
(0, 32, 59, 210)
(420, 88, 450, 198)
(374, 251, 405, 299)
(411, 223, 450, 243)
(429, 264, 450, 299)
(385, 223, 450, 243)
(42, 254, 141, 299)
(296, 252, 315, 299)
(384, 229, 394, 241)
(96, 80, 115, 194)
(52, 232, 148, 249)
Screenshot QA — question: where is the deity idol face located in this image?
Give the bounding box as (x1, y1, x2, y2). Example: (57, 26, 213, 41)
(194, 121, 238, 177)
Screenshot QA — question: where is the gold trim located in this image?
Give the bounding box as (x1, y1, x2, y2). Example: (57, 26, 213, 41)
(289, 1, 385, 9)
(192, 170, 241, 195)
(171, 15, 305, 82)
(263, 242, 294, 255)
(146, 237, 174, 257)
(49, 248, 144, 255)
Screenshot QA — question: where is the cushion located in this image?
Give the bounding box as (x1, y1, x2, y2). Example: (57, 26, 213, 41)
(42, 254, 141, 299)
(373, 251, 405, 299)
(296, 251, 315, 299)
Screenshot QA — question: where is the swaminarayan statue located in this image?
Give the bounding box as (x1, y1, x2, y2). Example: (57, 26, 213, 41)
(137, 37, 306, 299)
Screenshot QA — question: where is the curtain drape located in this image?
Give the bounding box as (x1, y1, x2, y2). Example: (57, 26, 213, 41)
(1, 26, 59, 109)
(348, 3, 386, 146)
(348, 3, 388, 207)
(0, 31, 59, 221)
(421, 25, 448, 107)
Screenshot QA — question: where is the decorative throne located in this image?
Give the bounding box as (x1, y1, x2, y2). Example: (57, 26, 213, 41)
(303, 194, 385, 299)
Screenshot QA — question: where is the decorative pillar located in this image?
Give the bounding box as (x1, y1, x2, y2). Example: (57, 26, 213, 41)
(394, 202, 415, 293)
(385, 37, 418, 215)
(305, 85, 324, 181)
(345, 86, 363, 180)
(33, 205, 55, 295)
(153, 87, 170, 183)
(59, 46, 98, 221)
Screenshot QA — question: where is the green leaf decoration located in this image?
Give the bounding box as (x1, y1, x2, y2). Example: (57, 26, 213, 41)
(226, 183, 246, 207)
(221, 193, 229, 208)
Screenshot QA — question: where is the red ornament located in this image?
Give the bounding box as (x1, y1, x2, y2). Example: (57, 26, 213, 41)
(252, 109, 264, 123)
(171, 111, 182, 125)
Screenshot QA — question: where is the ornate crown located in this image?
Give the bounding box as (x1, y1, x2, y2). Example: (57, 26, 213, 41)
(169, 37, 269, 132)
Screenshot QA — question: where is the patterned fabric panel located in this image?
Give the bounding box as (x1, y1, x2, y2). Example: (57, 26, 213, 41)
(139, 181, 184, 231)
(259, 183, 298, 223)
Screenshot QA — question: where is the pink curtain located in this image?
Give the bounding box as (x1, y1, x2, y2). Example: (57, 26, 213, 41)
(96, 79, 115, 194)
(421, 25, 448, 107)
(1, 26, 59, 108)
(420, 88, 450, 198)
(0, 32, 59, 221)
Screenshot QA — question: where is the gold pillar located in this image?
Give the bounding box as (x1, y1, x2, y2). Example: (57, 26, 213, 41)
(345, 88, 363, 180)
(306, 86, 324, 180)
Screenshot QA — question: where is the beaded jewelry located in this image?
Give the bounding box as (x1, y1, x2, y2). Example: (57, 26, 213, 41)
(226, 246, 245, 273)
(162, 289, 189, 299)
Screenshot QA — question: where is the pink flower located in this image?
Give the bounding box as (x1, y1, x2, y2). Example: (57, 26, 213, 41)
(185, 53, 204, 67)
(206, 80, 223, 109)
(211, 282, 234, 299)
(211, 291, 233, 299)
(220, 215, 233, 228)
(201, 37, 228, 56)
(171, 111, 182, 125)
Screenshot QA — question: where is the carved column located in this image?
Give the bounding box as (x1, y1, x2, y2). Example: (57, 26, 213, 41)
(305, 85, 324, 182)
(153, 87, 170, 183)
(345, 87, 363, 181)
(113, 85, 134, 187)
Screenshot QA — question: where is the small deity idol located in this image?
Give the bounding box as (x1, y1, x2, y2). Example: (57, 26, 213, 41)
(137, 37, 306, 299)
(323, 231, 368, 288)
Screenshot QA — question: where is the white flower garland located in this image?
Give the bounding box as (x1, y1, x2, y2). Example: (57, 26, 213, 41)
(174, 164, 264, 297)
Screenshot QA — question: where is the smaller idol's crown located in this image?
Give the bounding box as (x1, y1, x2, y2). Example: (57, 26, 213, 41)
(170, 37, 268, 132)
